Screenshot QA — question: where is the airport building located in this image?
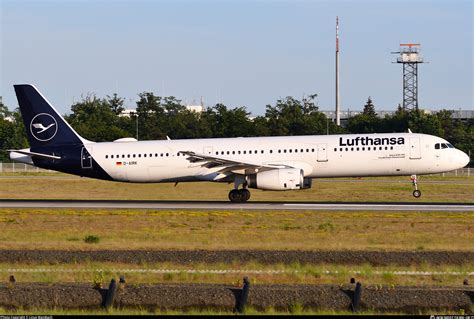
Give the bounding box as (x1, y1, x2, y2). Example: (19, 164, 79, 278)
(321, 109, 473, 126)
(119, 104, 203, 117)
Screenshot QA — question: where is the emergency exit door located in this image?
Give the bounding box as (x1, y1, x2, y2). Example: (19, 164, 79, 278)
(81, 147, 93, 169)
(317, 144, 328, 162)
(409, 137, 421, 159)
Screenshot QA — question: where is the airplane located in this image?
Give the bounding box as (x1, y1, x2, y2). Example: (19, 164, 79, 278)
(9, 84, 470, 202)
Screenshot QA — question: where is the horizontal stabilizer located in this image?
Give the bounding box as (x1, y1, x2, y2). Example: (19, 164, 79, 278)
(8, 149, 61, 160)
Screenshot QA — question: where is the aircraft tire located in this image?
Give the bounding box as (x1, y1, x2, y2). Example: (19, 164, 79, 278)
(240, 189, 251, 202)
(413, 190, 421, 198)
(229, 189, 242, 202)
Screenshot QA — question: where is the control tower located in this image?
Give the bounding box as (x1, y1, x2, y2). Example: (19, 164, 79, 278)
(393, 44, 424, 111)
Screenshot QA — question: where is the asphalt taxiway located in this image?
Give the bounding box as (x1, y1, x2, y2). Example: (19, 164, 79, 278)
(0, 199, 472, 212)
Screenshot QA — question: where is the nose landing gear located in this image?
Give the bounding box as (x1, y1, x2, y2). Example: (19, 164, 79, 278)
(411, 175, 421, 198)
(228, 188, 251, 203)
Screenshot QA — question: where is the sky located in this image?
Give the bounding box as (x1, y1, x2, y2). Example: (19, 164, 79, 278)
(1, 0, 472, 116)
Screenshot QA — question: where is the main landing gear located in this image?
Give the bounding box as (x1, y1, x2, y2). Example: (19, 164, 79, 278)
(228, 188, 251, 203)
(411, 175, 421, 198)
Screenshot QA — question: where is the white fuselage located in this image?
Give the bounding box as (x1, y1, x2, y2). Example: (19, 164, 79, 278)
(87, 133, 469, 183)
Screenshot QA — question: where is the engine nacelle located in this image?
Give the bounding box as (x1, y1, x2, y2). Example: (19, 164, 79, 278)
(246, 168, 310, 191)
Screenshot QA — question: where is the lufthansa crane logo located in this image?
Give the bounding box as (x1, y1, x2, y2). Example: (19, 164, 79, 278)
(30, 113, 58, 142)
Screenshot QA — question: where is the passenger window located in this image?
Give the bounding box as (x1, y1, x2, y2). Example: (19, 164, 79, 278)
(269, 150, 272, 154)
(133, 154, 136, 158)
(289, 149, 292, 153)
(284, 150, 287, 153)
(138, 154, 141, 158)
(244, 151, 247, 154)
(105, 155, 108, 159)
(127, 154, 130, 158)
(261, 150, 264, 154)
(339, 148, 342, 152)
(155, 153, 158, 157)
(334, 148, 337, 152)
(362, 147, 365, 151)
(384, 147, 388, 150)
(345, 148, 348, 151)
(278, 150, 281, 153)
(356, 147, 359, 151)
(111, 155, 114, 159)
(435, 143, 440, 149)
(311, 148, 315, 152)
(351, 148, 354, 151)
(144, 154, 147, 157)
(166, 153, 169, 156)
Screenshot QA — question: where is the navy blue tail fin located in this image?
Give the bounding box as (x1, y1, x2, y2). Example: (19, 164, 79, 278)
(14, 84, 85, 149)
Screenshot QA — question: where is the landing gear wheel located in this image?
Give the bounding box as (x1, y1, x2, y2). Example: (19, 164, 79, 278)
(228, 189, 251, 202)
(413, 190, 421, 198)
(410, 175, 421, 199)
(239, 189, 251, 202)
(228, 189, 242, 203)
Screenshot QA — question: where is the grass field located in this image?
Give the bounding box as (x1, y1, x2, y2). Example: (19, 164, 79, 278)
(1, 261, 472, 286)
(0, 173, 472, 296)
(3, 307, 467, 316)
(0, 208, 472, 251)
(1, 173, 473, 202)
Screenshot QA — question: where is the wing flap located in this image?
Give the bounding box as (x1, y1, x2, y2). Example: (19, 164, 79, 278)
(178, 151, 291, 174)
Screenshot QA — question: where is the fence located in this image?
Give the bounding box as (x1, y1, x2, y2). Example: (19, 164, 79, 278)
(0, 162, 54, 173)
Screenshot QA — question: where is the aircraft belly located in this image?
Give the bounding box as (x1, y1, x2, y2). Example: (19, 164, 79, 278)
(315, 153, 412, 177)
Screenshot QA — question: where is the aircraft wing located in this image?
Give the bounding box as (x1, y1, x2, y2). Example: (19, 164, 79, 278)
(178, 151, 292, 174)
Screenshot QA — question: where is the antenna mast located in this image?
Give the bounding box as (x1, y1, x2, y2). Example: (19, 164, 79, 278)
(392, 43, 424, 112)
(335, 16, 340, 126)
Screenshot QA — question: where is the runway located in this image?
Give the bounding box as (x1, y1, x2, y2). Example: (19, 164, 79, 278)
(1, 199, 473, 211)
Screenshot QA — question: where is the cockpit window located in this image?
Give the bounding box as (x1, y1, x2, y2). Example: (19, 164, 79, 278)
(435, 143, 454, 150)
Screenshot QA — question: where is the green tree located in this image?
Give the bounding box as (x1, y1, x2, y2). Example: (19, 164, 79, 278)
(264, 94, 333, 136)
(135, 92, 165, 140)
(0, 104, 28, 161)
(66, 94, 130, 141)
(347, 97, 381, 133)
(362, 96, 377, 117)
(107, 93, 125, 115)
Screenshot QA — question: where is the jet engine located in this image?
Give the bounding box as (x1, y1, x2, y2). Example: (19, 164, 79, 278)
(246, 168, 312, 191)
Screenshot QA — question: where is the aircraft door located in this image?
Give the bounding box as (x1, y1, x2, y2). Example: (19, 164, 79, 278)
(317, 144, 328, 162)
(81, 147, 93, 169)
(409, 138, 421, 159)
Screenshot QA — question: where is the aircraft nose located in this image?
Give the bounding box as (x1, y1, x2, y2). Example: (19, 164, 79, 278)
(459, 150, 470, 168)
